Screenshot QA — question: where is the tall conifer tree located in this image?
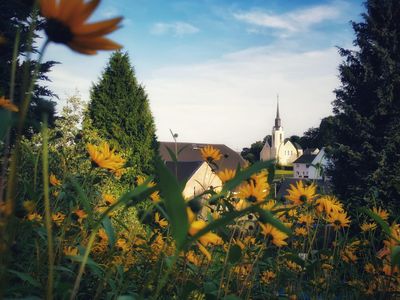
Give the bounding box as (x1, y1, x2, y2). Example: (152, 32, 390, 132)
(87, 51, 158, 175)
(330, 0, 400, 211)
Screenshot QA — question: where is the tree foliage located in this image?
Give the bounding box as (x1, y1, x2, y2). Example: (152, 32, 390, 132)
(0, 0, 58, 136)
(241, 135, 271, 164)
(87, 51, 158, 175)
(329, 0, 400, 212)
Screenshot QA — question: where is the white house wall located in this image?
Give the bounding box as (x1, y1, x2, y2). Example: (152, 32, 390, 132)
(182, 162, 222, 199)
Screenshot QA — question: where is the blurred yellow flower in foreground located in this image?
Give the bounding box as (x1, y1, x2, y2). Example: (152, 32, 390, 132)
(200, 145, 222, 162)
(217, 168, 236, 183)
(50, 174, 61, 186)
(74, 209, 87, 223)
(40, 0, 123, 55)
(237, 180, 267, 204)
(286, 181, 317, 206)
(259, 222, 288, 247)
(0, 97, 18, 112)
(188, 219, 223, 261)
(87, 143, 125, 177)
(327, 211, 351, 230)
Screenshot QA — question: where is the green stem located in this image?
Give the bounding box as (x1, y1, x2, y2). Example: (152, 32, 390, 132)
(42, 116, 54, 300)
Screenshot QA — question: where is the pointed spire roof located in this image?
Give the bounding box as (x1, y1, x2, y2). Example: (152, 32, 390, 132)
(274, 94, 281, 129)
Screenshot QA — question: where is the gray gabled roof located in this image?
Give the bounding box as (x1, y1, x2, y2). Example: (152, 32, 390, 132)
(293, 154, 317, 164)
(159, 142, 246, 171)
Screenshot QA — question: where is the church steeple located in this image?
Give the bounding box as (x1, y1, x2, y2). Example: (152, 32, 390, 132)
(274, 95, 281, 129)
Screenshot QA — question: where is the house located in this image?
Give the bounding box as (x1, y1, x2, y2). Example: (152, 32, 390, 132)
(293, 148, 327, 179)
(260, 100, 303, 166)
(159, 142, 246, 199)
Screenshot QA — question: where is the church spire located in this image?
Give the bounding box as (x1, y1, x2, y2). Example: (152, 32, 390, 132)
(274, 94, 281, 128)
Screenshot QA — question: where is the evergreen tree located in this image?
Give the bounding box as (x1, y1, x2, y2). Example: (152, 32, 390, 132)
(0, 0, 58, 136)
(87, 51, 158, 175)
(329, 0, 400, 212)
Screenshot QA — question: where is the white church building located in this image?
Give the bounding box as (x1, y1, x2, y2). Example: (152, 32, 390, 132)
(260, 102, 303, 166)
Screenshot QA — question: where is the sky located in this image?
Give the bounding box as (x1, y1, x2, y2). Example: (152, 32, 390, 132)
(44, 0, 365, 151)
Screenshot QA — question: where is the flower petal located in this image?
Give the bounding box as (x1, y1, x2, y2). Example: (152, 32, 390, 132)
(69, 0, 100, 26)
(72, 17, 123, 37)
(58, 0, 83, 23)
(40, 0, 58, 18)
(70, 37, 122, 50)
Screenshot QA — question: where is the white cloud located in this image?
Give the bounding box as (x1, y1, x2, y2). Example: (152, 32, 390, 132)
(144, 46, 342, 150)
(234, 2, 346, 34)
(150, 22, 199, 37)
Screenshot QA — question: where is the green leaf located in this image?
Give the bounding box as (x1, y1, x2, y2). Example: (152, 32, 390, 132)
(8, 270, 41, 288)
(227, 244, 242, 264)
(180, 280, 198, 300)
(254, 207, 292, 236)
(69, 176, 93, 222)
(102, 216, 116, 248)
(154, 158, 189, 250)
(223, 295, 242, 300)
(391, 246, 400, 269)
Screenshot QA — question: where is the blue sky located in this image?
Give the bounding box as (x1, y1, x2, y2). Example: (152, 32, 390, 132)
(45, 0, 365, 151)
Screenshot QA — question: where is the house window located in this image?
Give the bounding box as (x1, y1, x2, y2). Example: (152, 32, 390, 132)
(306, 164, 310, 168)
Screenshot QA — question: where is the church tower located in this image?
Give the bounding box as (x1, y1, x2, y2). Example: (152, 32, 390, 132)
(271, 97, 284, 158)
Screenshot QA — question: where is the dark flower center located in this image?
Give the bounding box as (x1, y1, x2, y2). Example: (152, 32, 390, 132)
(247, 195, 257, 203)
(45, 19, 73, 44)
(299, 195, 307, 202)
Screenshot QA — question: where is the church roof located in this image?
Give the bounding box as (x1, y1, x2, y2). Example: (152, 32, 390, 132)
(293, 154, 317, 164)
(165, 161, 203, 183)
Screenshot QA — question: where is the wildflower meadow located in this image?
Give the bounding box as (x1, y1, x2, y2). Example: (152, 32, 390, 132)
(0, 0, 400, 299)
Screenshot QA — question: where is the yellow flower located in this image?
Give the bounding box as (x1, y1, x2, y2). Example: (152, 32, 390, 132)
(189, 220, 223, 247)
(383, 223, 400, 250)
(52, 212, 66, 226)
(286, 260, 302, 272)
(259, 222, 288, 247)
(23, 200, 36, 213)
(150, 191, 161, 203)
(249, 170, 269, 191)
(261, 199, 276, 211)
(116, 238, 130, 252)
(155, 212, 168, 228)
(294, 227, 307, 237)
(286, 181, 317, 206)
(364, 263, 375, 274)
(136, 175, 156, 187)
(74, 209, 87, 223)
(63, 246, 78, 257)
(87, 143, 125, 176)
(200, 145, 222, 162)
(40, 0, 122, 55)
(27, 212, 42, 222)
(217, 168, 236, 183)
(360, 222, 377, 232)
(102, 193, 116, 205)
(260, 270, 276, 284)
(298, 214, 314, 227)
(237, 180, 267, 204)
(326, 211, 350, 230)
(0, 96, 18, 112)
(50, 174, 61, 186)
(322, 263, 333, 270)
(186, 251, 202, 266)
(372, 207, 389, 221)
(315, 196, 343, 214)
